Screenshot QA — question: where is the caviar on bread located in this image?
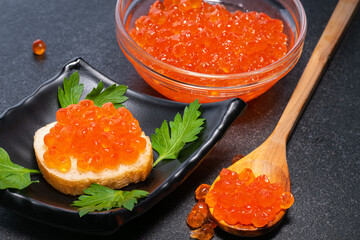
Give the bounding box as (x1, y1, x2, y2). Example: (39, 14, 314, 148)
(33, 100, 153, 196)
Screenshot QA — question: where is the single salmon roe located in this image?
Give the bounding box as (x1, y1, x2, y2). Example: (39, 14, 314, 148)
(43, 100, 146, 173)
(190, 223, 215, 240)
(187, 201, 210, 229)
(238, 167, 256, 186)
(32, 39, 46, 55)
(205, 168, 294, 228)
(130, 0, 288, 78)
(231, 154, 245, 164)
(195, 184, 211, 201)
(281, 192, 295, 209)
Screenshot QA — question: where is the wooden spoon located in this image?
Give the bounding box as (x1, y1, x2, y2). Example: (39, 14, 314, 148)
(208, 0, 360, 237)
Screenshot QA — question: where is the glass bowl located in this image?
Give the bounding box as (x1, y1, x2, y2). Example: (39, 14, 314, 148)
(115, 0, 307, 103)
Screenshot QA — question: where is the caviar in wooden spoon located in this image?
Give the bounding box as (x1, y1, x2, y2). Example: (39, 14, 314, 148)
(206, 168, 294, 228)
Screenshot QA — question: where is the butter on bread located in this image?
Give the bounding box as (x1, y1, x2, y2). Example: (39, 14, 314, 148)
(34, 122, 153, 196)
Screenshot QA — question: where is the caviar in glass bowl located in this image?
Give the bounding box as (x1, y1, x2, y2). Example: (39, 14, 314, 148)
(116, 0, 307, 103)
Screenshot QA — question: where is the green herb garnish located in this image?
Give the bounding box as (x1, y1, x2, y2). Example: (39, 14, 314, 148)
(151, 100, 205, 167)
(0, 147, 40, 190)
(85, 82, 128, 109)
(58, 72, 128, 108)
(72, 183, 149, 217)
(58, 71, 84, 108)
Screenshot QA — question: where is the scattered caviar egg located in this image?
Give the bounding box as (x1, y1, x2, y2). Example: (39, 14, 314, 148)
(130, 0, 288, 78)
(205, 168, 294, 227)
(43, 100, 146, 172)
(190, 223, 215, 240)
(187, 201, 209, 228)
(32, 39, 46, 55)
(195, 184, 211, 201)
(187, 183, 217, 239)
(231, 154, 244, 164)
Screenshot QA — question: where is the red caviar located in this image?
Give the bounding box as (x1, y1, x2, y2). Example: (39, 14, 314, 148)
(205, 168, 294, 228)
(32, 39, 46, 55)
(43, 100, 146, 173)
(190, 223, 215, 240)
(195, 183, 211, 201)
(130, 0, 288, 77)
(187, 183, 217, 240)
(187, 201, 210, 229)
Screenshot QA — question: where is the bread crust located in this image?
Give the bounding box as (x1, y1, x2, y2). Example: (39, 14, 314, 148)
(34, 122, 153, 196)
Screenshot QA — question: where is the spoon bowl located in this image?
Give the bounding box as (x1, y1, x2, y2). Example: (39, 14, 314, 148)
(206, 0, 359, 236)
(208, 138, 289, 237)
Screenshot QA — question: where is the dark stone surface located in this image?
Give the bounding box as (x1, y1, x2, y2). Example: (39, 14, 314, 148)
(0, 0, 359, 239)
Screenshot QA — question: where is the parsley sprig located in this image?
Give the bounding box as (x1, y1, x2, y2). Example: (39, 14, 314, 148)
(151, 100, 205, 167)
(58, 71, 128, 108)
(0, 147, 40, 190)
(85, 82, 128, 109)
(72, 184, 149, 217)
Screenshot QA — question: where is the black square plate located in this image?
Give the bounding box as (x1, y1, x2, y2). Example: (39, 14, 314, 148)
(0, 58, 246, 234)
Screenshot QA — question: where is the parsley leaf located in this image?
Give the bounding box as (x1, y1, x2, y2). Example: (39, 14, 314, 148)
(58, 72, 128, 109)
(151, 100, 205, 167)
(58, 71, 84, 108)
(72, 183, 149, 217)
(85, 82, 128, 109)
(0, 147, 40, 190)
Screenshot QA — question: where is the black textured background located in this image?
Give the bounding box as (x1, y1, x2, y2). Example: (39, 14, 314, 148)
(0, 0, 359, 239)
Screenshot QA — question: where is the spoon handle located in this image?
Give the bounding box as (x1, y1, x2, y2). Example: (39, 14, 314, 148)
(272, 0, 359, 141)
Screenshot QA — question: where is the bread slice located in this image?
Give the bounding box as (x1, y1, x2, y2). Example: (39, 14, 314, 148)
(34, 122, 153, 196)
